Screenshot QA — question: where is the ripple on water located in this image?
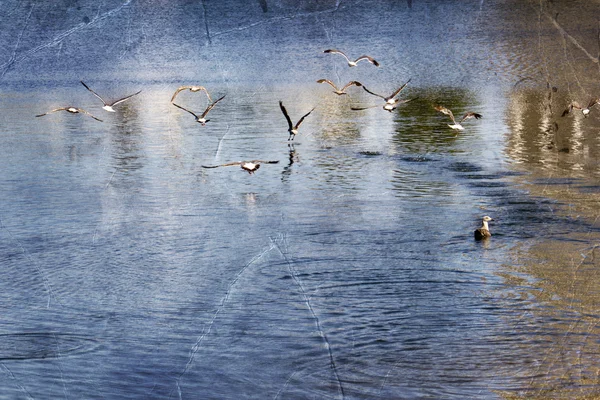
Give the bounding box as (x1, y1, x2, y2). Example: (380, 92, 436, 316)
(0, 332, 100, 361)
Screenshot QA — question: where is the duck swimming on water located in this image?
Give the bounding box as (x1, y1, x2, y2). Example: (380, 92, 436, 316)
(474, 216, 493, 240)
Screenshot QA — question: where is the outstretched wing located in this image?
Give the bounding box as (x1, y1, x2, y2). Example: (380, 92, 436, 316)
(294, 107, 315, 129)
(587, 98, 600, 109)
(77, 108, 104, 122)
(249, 160, 280, 164)
(110, 90, 142, 107)
(361, 85, 387, 100)
(341, 81, 363, 91)
(279, 101, 294, 130)
(350, 105, 379, 111)
(36, 107, 69, 117)
(434, 105, 456, 124)
(80, 81, 107, 105)
(170, 86, 191, 103)
(323, 49, 351, 63)
(172, 102, 199, 118)
(561, 101, 582, 117)
(386, 78, 412, 100)
(201, 95, 226, 118)
(354, 55, 379, 67)
(316, 79, 338, 91)
(202, 161, 243, 169)
(459, 112, 482, 123)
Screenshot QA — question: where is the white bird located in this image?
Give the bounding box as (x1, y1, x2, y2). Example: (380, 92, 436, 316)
(279, 101, 315, 141)
(434, 105, 482, 130)
(316, 79, 363, 95)
(172, 95, 226, 125)
(351, 79, 413, 112)
(80, 81, 141, 112)
(474, 216, 493, 240)
(323, 49, 379, 67)
(170, 85, 212, 103)
(201, 160, 280, 174)
(562, 98, 600, 117)
(35, 107, 103, 122)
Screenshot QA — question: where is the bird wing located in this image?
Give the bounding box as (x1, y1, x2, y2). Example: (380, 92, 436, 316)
(341, 81, 363, 91)
(434, 105, 456, 124)
(323, 49, 350, 63)
(361, 86, 387, 100)
(249, 160, 279, 164)
(77, 108, 104, 122)
(561, 101, 582, 116)
(109, 90, 142, 106)
(201, 95, 226, 118)
(279, 101, 294, 130)
(294, 107, 315, 129)
(36, 107, 69, 117)
(172, 102, 199, 118)
(316, 79, 338, 91)
(354, 55, 379, 66)
(387, 78, 412, 100)
(459, 112, 482, 123)
(588, 98, 600, 109)
(80, 81, 107, 105)
(202, 161, 243, 168)
(170, 86, 191, 103)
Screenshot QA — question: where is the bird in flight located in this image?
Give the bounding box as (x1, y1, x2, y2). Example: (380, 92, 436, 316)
(279, 101, 315, 141)
(36, 107, 103, 122)
(351, 79, 413, 112)
(323, 49, 379, 67)
(170, 85, 212, 103)
(562, 98, 600, 117)
(80, 81, 141, 112)
(434, 105, 482, 131)
(172, 95, 226, 125)
(316, 79, 363, 95)
(202, 160, 280, 174)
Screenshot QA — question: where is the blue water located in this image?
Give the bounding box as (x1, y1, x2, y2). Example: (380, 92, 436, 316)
(1, 0, 599, 398)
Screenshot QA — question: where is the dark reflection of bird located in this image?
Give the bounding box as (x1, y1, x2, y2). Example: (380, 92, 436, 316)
(317, 79, 362, 95)
(434, 105, 482, 130)
(351, 79, 413, 112)
(170, 86, 212, 103)
(323, 49, 380, 67)
(202, 160, 279, 174)
(36, 107, 103, 122)
(80, 81, 141, 112)
(562, 98, 600, 117)
(172, 95, 226, 126)
(474, 216, 493, 240)
(279, 101, 315, 141)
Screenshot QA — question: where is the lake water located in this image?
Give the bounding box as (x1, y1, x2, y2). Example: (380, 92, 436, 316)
(1, 0, 600, 399)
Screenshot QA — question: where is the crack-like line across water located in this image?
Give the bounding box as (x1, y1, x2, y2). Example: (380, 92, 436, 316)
(0, 0, 134, 77)
(169, 241, 277, 398)
(1, 4, 34, 79)
(0, 216, 57, 308)
(0, 362, 34, 400)
(270, 233, 345, 400)
(200, 0, 211, 45)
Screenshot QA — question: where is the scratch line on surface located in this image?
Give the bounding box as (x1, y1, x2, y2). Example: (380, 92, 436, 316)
(1, 4, 34, 78)
(52, 333, 69, 400)
(1, 362, 35, 400)
(214, 123, 231, 160)
(170, 241, 277, 397)
(0, 0, 135, 77)
(200, 0, 212, 44)
(270, 233, 345, 400)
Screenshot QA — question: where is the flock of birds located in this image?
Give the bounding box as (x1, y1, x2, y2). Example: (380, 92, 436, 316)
(33, 49, 504, 239)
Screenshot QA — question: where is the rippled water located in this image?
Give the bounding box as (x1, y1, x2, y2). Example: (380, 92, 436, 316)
(2, 1, 600, 399)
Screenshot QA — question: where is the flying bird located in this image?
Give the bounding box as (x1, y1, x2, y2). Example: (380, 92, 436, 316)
(323, 49, 379, 67)
(434, 105, 482, 130)
(351, 79, 413, 112)
(170, 85, 212, 103)
(316, 79, 362, 95)
(474, 216, 494, 240)
(201, 160, 280, 174)
(562, 98, 600, 117)
(35, 107, 103, 122)
(80, 81, 141, 112)
(172, 95, 226, 125)
(279, 101, 315, 141)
